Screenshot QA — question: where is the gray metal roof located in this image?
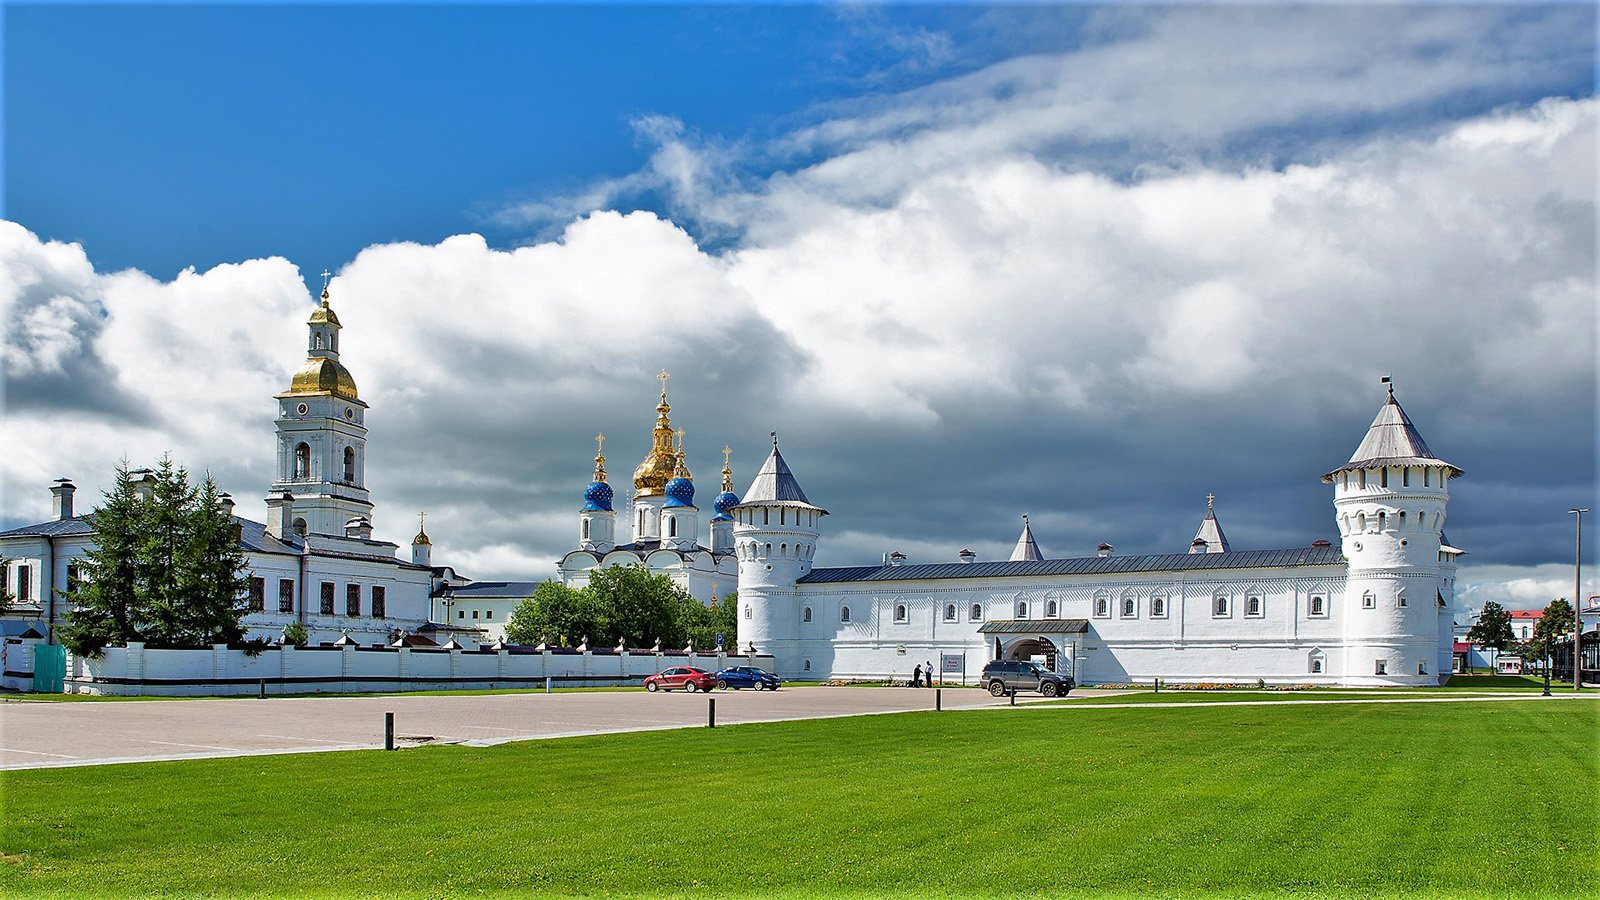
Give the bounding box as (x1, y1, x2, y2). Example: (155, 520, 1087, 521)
(1192, 507, 1229, 553)
(978, 618, 1089, 634)
(730, 442, 827, 514)
(0, 514, 96, 539)
(798, 546, 1346, 584)
(444, 581, 541, 598)
(1324, 393, 1461, 480)
(1010, 519, 1043, 561)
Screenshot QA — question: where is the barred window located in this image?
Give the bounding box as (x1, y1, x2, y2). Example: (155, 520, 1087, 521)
(372, 586, 386, 618)
(320, 582, 335, 615)
(249, 577, 265, 612)
(278, 579, 294, 614)
(346, 584, 361, 617)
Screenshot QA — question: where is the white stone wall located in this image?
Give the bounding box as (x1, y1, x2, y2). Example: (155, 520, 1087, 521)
(51, 642, 777, 696)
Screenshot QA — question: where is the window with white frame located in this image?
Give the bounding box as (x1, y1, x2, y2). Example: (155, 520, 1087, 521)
(840, 605, 851, 623)
(894, 604, 908, 623)
(945, 603, 957, 622)
(1015, 600, 1028, 619)
(969, 603, 983, 622)
(1246, 594, 1264, 618)
(1213, 593, 1230, 617)
(1308, 592, 1327, 618)
(1045, 599, 1058, 618)
(1375, 659, 1387, 675)
(1362, 591, 1376, 609)
(744, 605, 752, 619)
(1397, 591, 1407, 608)
(803, 607, 812, 623)
(1093, 592, 1109, 618)
(1121, 594, 1137, 618)
(1151, 594, 1168, 618)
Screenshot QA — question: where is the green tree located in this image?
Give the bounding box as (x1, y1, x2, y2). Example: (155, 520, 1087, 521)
(1466, 601, 1515, 669)
(681, 590, 738, 651)
(60, 458, 257, 656)
(1528, 598, 1576, 675)
(586, 565, 690, 648)
(504, 580, 594, 646)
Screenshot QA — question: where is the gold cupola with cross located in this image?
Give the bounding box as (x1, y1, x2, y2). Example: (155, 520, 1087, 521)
(632, 371, 680, 497)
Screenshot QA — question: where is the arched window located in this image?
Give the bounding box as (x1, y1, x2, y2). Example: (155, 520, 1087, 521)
(840, 605, 851, 623)
(803, 659, 811, 672)
(894, 604, 908, 623)
(668, 518, 677, 538)
(780, 543, 787, 555)
(1309, 594, 1326, 617)
(294, 443, 310, 479)
(1094, 594, 1109, 618)
(1247, 594, 1263, 617)
(293, 518, 307, 537)
(343, 446, 356, 482)
(1122, 596, 1136, 618)
(802, 607, 812, 623)
(1213, 593, 1229, 617)
(1015, 601, 1028, 619)
(582, 519, 590, 540)
(1046, 599, 1058, 618)
(1356, 512, 1367, 532)
(1151, 595, 1167, 617)
(970, 603, 982, 622)
(1398, 511, 1407, 529)
(765, 543, 772, 557)
(314, 333, 324, 350)
(945, 603, 957, 622)
(1378, 511, 1387, 531)
(744, 605, 752, 619)
(763, 509, 769, 525)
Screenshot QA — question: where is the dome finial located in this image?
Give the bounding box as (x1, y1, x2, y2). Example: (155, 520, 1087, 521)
(413, 511, 431, 546)
(593, 433, 607, 483)
(320, 268, 332, 303)
(672, 429, 691, 479)
(1382, 374, 1394, 401)
(721, 445, 734, 493)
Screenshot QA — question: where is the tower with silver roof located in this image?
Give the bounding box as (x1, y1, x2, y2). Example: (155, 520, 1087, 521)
(1323, 379, 1462, 685)
(730, 434, 828, 660)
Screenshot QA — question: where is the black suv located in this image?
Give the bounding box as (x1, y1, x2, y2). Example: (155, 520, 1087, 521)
(981, 660, 1074, 697)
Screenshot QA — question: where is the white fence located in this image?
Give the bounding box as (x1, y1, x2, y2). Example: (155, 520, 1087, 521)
(4, 640, 777, 696)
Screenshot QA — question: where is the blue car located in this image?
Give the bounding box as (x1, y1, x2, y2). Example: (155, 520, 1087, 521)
(715, 665, 782, 691)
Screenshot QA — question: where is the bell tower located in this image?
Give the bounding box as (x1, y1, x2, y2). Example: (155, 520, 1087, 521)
(579, 434, 617, 553)
(268, 273, 373, 540)
(732, 434, 827, 669)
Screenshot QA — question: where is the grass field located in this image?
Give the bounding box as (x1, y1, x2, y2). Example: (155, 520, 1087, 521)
(3, 697, 1595, 898)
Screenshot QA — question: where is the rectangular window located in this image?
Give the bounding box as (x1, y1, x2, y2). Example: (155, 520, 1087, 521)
(1398, 593, 1407, 608)
(346, 584, 361, 617)
(16, 563, 31, 604)
(486, 610, 494, 621)
(249, 577, 265, 612)
(371, 586, 386, 618)
(279, 579, 294, 613)
(457, 609, 465, 620)
(1362, 593, 1376, 609)
(1418, 661, 1428, 676)
(320, 582, 335, 615)
(1375, 660, 1387, 675)
(66, 563, 82, 593)
(1380, 467, 1388, 487)
(472, 610, 479, 619)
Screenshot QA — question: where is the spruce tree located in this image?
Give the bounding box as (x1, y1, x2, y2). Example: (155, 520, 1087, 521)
(59, 462, 147, 657)
(179, 475, 252, 647)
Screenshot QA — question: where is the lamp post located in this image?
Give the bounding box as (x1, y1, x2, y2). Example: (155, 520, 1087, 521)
(1571, 508, 1587, 691)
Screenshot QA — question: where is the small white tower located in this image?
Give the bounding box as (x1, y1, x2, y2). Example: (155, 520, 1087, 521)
(660, 431, 699, 552)
(732, 434, 827, 672)
(579, 434, 617, 553)
(1324, 379, 1461, 686)
(1010, 514, 1043, 561)
(269, 273, 373, 539)
(1189, 494, 1230, 554)
(709, 446, 739, 554)
(411, 512, 432, 567)
(630, 371, 676, 544)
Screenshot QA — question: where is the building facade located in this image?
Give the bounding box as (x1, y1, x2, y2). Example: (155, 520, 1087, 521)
(730, 387, 1464, 687)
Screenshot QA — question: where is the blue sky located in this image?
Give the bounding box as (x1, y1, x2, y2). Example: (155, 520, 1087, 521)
(3, 3, 1596, 609)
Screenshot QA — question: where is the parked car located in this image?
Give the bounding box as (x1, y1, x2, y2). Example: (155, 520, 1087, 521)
(644, 666, 718, 693)
(715, 666, 782, 691)
(981, 659, 1074, 697)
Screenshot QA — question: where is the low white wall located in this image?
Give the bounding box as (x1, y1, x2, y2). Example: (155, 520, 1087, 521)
(2, 638, 40, 691)
(63, 642, 778, 696)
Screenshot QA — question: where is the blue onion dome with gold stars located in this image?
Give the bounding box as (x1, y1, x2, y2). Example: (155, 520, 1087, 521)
(583, 434, 613, 512)
(711, 446, 738, 521)
(663, 432, 696, 508)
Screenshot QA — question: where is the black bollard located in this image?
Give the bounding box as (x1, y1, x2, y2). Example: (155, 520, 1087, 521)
(1009, 688, 1016, 707)
(936, 688, 942, 711)
(708, 697, 716, 728)
(258, 678, 266, 700)
(385, 711, 395, 751)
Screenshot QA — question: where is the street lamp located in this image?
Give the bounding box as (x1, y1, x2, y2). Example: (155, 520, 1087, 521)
(1572, 508, 1588, 692)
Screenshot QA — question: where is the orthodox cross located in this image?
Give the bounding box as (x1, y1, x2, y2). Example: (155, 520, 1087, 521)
(1206, 493, 1215, 511)
(595, 433, 605, 455)
(658, 369, 670, 396)
(722, 445, 732, 468)
(320, 269, 332, 299)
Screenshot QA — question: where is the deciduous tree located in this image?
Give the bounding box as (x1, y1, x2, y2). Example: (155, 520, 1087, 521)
(1466, 601, 1515, 668)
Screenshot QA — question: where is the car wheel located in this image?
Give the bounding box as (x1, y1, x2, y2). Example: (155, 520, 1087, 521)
(717, 679, 728, 691)
(752, 682, 764, 691)
(686, 681, 698, 693)
(646, 682, 658, 692)
(1041, 681, 1060, 697)
(988, 681, 1007, 697)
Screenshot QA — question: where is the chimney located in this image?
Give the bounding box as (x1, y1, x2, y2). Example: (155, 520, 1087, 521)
(219, 492, 236, 517)
(345, 516, 373, 540)
(130, 468, 154, 503)
(50, 478, 76, 520)
(1312, 539, 1332, 548)
(265, 491, 295, 540)
(1097, 542, 1114, 558)
(888, 550, 907, 567)
(958, 549, 976, 564)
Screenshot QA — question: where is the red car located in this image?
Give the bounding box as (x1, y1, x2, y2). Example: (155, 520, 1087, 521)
(644, 666, 718, 693)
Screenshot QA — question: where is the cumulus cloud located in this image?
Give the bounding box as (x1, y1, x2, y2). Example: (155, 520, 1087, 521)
(2, 8, 1592, 609)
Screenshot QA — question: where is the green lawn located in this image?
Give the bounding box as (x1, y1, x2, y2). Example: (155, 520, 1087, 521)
(2, 700, 1595, 898)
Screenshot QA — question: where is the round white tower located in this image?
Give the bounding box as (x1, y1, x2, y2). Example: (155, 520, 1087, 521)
(579, 434, 617, 553)
(730, 434, 826, 674)
(411, 512, 432, 567)
(1323, 381, 1462, 686)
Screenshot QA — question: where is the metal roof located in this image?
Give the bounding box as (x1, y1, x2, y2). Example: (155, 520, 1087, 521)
(798, 546, 1346, 585)
(730, 442, 827, 514)
(0, 514, 96, 539)
(1010, 519, 1042, 561)
(443, 581, 541, 598)
(978, 618, 1089, 634)
(1324, 393, 1461, 480)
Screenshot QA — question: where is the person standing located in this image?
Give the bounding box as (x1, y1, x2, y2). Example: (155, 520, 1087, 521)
(912, 663, 923, 688)
(927, 660, 935, 687)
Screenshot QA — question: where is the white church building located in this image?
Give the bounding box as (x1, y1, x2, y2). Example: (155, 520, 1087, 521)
(726, 386, 1465, 687)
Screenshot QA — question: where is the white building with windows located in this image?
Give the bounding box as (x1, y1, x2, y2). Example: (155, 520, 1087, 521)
(1, 285, 438, 647)
(728, 385, 1464, 687)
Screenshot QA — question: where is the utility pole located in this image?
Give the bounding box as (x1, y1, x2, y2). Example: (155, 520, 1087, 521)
(1571, 508, 1587, 691)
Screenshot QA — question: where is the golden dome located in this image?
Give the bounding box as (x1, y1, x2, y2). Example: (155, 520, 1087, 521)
(308, 296, 342, 327)
(282, 357, 360, 400)
(632, 377, 677, 496)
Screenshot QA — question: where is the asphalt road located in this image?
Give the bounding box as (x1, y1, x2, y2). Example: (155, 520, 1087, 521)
(0, 685, 1063, 770)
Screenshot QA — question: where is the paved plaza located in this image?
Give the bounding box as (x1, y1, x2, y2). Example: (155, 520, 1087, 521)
(0, 686, 1067, 769)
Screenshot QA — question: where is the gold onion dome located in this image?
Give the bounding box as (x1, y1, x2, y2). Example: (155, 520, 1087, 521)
(307, 296, 342, 327)
(284, 357, 360, 400)
(632, 372, 678, 497)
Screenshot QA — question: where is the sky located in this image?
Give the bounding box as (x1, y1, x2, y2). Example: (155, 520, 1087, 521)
(3, 3, 1596, 614)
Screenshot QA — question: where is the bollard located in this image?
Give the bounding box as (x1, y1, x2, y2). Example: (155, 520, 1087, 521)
(258, 678, 266, 700)
(1009, 688, 1016, 707)
(1154, 678, 1160, 694)
(385, 711, 395, 751)
(936, 688, 942, 711)
(708, 697, 716, 729)
(545, 676, 552, 694)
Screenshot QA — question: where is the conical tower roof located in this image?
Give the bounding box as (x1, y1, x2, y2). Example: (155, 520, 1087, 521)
(1189, 495, 1229, 554)
(732, 435, 827, 514)
(1010, 516, 1043, 561)
(1323, 386, 1462, 482)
